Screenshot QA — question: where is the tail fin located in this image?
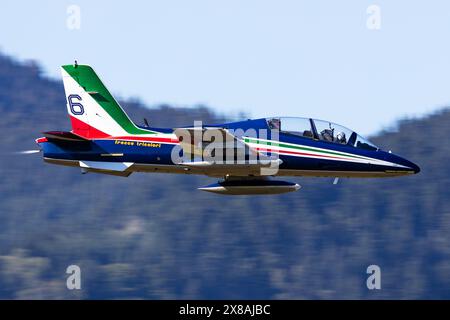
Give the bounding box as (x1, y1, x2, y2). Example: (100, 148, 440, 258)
(61, 64, 155, 139)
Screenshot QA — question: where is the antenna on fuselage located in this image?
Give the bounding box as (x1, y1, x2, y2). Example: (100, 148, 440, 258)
(74, 60, 78, 68)
(143, 118, 149, 127)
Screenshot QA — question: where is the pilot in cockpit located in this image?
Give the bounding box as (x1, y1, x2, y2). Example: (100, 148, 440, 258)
(268, 118, 281, 130)
(320, 128, 334, 142)
(336, 132, 347, 144)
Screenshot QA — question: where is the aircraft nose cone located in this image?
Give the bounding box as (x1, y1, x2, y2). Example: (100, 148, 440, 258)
(401, 157, 420, 174)
(385, 152, 420, 174)
(399, 157, 420, 174)
(411, 162, 421, 174)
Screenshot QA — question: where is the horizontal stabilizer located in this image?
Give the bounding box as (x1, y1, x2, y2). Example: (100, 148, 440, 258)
(42, 131, 88, 142)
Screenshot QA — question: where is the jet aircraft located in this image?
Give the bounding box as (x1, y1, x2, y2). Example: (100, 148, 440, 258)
(35, 64, 420, 195)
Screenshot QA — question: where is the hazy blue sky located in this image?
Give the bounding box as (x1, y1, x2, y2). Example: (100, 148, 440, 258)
(1, 0, 450, 134)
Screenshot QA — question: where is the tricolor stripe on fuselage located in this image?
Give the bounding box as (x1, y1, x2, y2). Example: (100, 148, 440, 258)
(243, 136, 409, 169)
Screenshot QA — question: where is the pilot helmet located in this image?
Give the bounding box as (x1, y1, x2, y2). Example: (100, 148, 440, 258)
(336, 132, 346, 143)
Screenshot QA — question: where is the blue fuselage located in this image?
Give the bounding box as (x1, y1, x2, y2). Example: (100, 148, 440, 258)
(38, 118, 420, 177)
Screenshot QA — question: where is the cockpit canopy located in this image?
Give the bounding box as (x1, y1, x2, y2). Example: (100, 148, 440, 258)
(266, 117, 379, 151)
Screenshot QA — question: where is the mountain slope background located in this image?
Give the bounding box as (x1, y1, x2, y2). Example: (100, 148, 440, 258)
(0, 53, 449, 299)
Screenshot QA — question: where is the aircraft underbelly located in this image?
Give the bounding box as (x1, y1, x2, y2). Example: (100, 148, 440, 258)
(43, 154, 413, 179)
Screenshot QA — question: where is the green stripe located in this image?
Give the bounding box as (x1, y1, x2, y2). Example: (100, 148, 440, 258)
(244, 137, 365, 160)
(62, 65, 156, 135)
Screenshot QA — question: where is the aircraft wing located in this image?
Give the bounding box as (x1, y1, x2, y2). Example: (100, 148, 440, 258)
(173, 127, 281, 177)
(174, 127, 247, 156)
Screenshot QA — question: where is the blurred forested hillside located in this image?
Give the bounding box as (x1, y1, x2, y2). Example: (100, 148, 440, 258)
(0, 53, 449, 299)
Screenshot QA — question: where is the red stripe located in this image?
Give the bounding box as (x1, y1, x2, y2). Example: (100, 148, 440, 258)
(68, 116, 179, 143)
(36, 137, 48, 143)
(112, 136, 179, 143)
(69, 116, 111, 139)
(255, 147, 348, 160)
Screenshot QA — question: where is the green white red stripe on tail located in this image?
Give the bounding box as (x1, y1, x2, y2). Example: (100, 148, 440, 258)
(61, 64, 172, 140)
